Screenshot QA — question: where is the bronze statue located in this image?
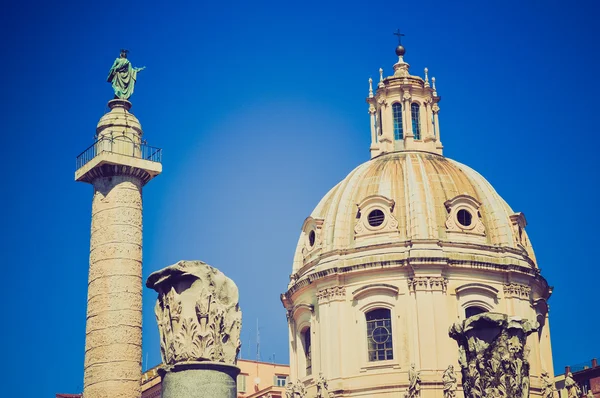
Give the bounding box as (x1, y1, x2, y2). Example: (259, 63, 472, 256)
(107, 49, 145, 100)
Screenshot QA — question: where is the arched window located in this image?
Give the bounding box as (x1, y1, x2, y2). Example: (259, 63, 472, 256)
(411, 103, 421, 140)
(392, 103, 403, 140)
(465, 306, 487, 318)
(366, 308, 393, 361)
(301, 327, 312, 375)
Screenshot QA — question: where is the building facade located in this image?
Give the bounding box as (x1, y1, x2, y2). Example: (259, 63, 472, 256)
(281, 43, 554, 397)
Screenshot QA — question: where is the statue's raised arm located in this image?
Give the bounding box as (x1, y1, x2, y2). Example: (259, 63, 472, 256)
(107, 49, 144, 100)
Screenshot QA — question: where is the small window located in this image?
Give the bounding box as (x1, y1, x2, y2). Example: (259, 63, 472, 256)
(308, 230, 316, 247)
(378, 109, 383, 139)
(237, 374, 247, 392)
(392, 103, 403, 140)
(366, 308, 393, 361)
(367, 209, 385, 227)
(302, 327, 312, 376)
(465, 306, 487, 318)
(457, 209, 472, 227)
(274, 375, 287, 387)
(411, 103, 421, 140)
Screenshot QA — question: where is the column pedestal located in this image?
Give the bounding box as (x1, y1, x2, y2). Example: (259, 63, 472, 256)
(160, 362, 240, 398)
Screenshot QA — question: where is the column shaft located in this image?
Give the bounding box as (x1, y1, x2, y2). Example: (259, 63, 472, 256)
(84, 175, 143, 398)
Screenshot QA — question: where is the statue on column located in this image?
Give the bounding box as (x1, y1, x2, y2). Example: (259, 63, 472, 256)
(107, 49, 145, 100)
(442, 365, 457, 398)
(565, 372, 581, 398)
(406, 363, 421, 398)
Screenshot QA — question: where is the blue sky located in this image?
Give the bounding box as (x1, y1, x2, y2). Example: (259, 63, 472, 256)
(1, 0, 598, 395)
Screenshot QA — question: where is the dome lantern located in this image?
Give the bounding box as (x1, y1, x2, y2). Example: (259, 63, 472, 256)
(367, 35, 443, 158)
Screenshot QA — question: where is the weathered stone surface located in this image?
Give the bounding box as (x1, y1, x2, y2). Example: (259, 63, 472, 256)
(160, 362, 239, 398)
(147, 260, 242, 366)
(84, 380, 141, 398)
(83, 175, 143, 398)
(84, 343, 141, 366)
(449, 312, 538, 398)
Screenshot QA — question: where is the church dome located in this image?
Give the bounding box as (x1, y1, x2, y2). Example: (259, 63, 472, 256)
(282, 43, 553, 398)
(292, 151, 536, 277)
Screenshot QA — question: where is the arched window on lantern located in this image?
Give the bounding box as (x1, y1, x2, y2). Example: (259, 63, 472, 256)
(411, 103, 421, 140)
(366, 308, 393, 361)
(392, 103, 403, 140)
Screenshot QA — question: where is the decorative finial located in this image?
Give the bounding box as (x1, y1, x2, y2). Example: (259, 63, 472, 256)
(424, 67, 430, 87)
(432, 77, 437, 96)
(379, 68, 383, 82)
(393, 29, 406, 60)
(368, 77, 373, 98)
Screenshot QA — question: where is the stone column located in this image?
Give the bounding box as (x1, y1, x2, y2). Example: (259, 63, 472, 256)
(449, 313, 538, 398)
(84, 175, 143, 398)
(146, 260, 242, 398)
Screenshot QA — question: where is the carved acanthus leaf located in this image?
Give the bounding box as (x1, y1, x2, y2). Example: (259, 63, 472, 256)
(148, 260, 242, 366)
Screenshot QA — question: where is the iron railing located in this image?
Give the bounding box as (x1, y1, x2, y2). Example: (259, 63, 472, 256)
(76, 136, 162, 169)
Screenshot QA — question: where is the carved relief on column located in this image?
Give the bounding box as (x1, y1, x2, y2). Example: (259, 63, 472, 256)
(503, 283, 531, 299)
(147, 260, 242, 367)
(317, 286, 346, 304)
(408, 277, 448, 293)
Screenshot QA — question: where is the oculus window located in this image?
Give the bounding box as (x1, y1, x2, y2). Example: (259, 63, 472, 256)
(366, 308, 393, 361)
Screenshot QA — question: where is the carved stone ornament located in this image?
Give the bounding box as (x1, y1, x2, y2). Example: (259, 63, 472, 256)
(432, 104, 440, 114)
(564, 372, 582, 398)
(443, 365, 458, 398)
(406, 363, 421, 398)
(449, 312, 538, 398)
(541, 370, 555, 398)
(317, 286, 346, 303)
(402, 90, 412, 102)
(408, 277, 448, 293)
(504, 283, 531, 299)
(354, 195, 399, 240)
(285, 379, 307, 398)
(444, 194, 486, 236)
(301, 217, 324, 258)
(316, 372, 335, 398)
(377, 97, 388, 107)
(146, 260, 242, 366)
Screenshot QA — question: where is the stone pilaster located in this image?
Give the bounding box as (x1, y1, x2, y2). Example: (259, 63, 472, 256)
(84, 175, 143, 398)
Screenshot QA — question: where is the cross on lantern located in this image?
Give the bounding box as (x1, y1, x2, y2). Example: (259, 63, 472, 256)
(393, 29, 405, 45)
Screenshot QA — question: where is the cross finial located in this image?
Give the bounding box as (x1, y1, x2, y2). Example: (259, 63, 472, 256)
(393, 29, 405, 45)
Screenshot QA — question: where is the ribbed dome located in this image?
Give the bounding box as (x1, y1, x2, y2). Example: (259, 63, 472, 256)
(292, 151, 536, 274)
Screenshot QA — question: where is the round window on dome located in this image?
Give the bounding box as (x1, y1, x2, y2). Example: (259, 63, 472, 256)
(367, 209, 385, 227)
(308, 230, 316, 247)
(457, 209, 472, 227)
